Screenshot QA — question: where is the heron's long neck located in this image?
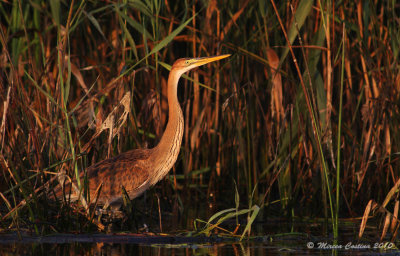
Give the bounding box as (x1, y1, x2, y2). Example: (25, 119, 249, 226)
(150, 70, 184, 183)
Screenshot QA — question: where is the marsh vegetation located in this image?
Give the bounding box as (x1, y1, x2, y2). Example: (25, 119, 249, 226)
(0, 0, 399, 242)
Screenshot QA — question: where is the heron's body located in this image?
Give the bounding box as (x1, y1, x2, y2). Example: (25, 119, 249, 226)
(54, 54, 229, 206)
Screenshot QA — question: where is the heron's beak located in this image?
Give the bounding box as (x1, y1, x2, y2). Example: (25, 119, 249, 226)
(192, 54, 231, 67)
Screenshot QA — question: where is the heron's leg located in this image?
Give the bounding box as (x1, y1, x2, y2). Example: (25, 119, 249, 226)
(95, 201, 110, 223)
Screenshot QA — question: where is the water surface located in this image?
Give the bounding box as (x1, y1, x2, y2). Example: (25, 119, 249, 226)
(1, 220, 398, 255)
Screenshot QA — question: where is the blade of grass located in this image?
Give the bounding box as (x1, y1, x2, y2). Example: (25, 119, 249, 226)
(335, 23, 346, 239)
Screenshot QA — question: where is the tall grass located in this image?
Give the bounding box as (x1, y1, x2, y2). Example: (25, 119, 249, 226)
(0, 0, 399, 237)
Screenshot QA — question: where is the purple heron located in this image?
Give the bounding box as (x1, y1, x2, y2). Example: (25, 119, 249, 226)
(54, 54, 230, 208)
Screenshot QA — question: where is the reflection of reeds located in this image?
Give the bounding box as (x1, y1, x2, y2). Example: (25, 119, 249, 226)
(0, 0, 399, 237)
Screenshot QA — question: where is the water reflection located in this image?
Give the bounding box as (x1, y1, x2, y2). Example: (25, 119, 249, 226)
(2, 239, 398, 256)
(1, 221, 399, 255)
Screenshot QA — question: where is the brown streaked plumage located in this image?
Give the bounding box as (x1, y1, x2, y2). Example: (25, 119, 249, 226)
(53, 54, 230, 207)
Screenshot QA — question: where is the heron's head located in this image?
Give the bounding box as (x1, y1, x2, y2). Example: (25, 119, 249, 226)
(171, 54, 230, 76)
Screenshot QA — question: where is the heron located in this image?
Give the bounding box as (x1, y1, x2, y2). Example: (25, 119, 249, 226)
(53, 54, 230, 208)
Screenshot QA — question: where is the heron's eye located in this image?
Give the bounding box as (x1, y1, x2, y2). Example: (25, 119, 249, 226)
(185, 60, 190, 65)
